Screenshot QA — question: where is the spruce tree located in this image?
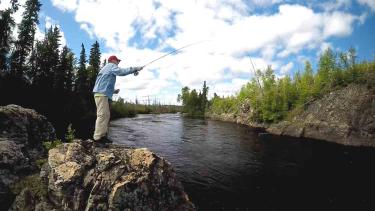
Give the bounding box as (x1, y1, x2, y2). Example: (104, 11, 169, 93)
(65, 50, 75, 92)
(10, 0, 41, 78)
(33, 26, 61, 89)
(87, 41, 101, 90)
(0, 0, 19, 71)
(76, 43, 88, 92)
(54, 46, 68, 92)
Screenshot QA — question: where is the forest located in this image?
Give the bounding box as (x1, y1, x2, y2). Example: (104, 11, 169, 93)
(1, 0, 102, 139)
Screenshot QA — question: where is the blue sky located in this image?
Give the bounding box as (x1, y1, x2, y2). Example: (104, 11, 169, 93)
(1, 0, 374, 104)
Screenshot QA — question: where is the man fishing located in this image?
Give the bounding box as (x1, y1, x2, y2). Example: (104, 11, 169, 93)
(93, 55, 143, 143)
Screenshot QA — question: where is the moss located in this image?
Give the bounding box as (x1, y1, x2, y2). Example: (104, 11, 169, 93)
(35, 159, 47, 169)
(42, 139, 62, 151)
(11, 174, 47, 200)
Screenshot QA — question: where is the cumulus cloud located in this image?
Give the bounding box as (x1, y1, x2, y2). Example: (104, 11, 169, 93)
(280, 62, 294, 75)
(358, 0, 375, 11)
(47, 0, 366, 103)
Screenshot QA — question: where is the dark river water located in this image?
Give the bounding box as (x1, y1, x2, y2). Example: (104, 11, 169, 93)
(109, 114, 375, 211)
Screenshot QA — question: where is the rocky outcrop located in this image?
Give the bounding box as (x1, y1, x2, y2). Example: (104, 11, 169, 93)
(0, 105, 195, 210)
(267, 84, 375, 146)
(13, 140, 195, 210)
(0, 105, 56, 209)
(207, 84, 375, 147)
(207, 99, 267, 130)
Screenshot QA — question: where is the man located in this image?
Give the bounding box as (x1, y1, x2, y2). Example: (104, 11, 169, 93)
(93, 55, 143, 143)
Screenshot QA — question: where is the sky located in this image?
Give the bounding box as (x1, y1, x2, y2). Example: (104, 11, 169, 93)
(1, 0, 375, 104)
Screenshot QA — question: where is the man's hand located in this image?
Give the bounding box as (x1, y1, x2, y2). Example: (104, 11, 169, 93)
(114, 89, 120, 94)
(134, 66, 143, 76)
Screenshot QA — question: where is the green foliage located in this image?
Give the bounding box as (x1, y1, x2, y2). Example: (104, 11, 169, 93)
(35, 158, 47, 169)
(111, 99, 137, 119)
(9, 0, 41, 78)
(43, 139, 62, 151)
(87, 41, 101, 91)
(0, 0, 101, 140)
(209, 48, 375, 123)
(11, 174, 47, 201)
(65, 123, 75, 142)
(111, 97, 182, 119)
(0, 9, 16, 70)
(177, 81, 209, 117)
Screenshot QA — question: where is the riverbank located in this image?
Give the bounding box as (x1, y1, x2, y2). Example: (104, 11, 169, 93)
(206, 83, 375, 147)
(111, 100, 182, 119)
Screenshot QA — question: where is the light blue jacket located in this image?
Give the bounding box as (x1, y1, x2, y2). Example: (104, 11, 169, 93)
(92, 63, 138, 99)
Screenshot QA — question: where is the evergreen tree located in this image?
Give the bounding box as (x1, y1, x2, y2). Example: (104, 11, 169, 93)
(76, 43, 88, 92)
(33, 26, 61, 89)
(54, 46, 68, 92)
(316, 48, 336, 93)
(200, 81, 209, 112)
(65, 50, 75, 92)
(10, 0, 41, 78)
(0, 0, 19, 71)
(299, 61, 315, 102)
(87, 41, 101, 90)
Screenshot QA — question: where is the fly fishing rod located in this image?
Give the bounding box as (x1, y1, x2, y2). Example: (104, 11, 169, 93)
(142, 40, 208, 68)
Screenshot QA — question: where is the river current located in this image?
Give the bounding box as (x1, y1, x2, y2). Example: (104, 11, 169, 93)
(109, 113, 375, 211)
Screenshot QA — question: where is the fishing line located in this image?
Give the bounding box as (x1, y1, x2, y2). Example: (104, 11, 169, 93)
(142, 40, 209, 68)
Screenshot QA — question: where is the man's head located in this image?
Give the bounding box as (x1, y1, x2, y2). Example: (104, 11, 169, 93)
(108, 55, 121, 64)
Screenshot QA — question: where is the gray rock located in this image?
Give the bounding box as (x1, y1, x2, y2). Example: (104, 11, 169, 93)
(0, 105, 56, 209)
(267, 84, 375, 146)
(38, 140, 195, 211)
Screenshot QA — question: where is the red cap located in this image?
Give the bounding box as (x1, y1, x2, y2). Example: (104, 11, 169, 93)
(108, 55, 121, 63)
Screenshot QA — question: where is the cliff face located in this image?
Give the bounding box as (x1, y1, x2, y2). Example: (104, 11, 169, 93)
(267, 84, 375, 146)
(208, 84, 375, 147)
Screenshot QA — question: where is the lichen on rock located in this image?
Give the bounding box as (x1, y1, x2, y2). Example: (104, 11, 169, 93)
(42, 140, 195, 211)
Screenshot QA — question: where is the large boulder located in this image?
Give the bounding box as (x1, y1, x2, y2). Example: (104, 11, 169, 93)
(35, 140, 195, 211)
(267, 84, 375, 146)
(0, 105, 56, 209)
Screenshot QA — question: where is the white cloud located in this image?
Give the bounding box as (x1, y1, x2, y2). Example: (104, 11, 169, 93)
(48, 0, 366, 103)
(44, 16, 67, 48)
(323, 12, 356, 38)
(280, 62, 294, 75)
(319, 0, 351, 12)
(51, 0, 78, 12)
(358, 0, 375, 11)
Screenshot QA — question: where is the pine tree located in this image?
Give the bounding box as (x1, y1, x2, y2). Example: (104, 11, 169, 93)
(10, 0, 41, 78)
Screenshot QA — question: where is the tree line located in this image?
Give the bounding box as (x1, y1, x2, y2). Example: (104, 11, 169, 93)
(209, 48, 375, 123)
(0, 0, 102, 139)
(177, 81, 209, 117)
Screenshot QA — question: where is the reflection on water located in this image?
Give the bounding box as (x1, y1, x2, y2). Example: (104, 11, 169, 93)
(109, 114, 375, 211)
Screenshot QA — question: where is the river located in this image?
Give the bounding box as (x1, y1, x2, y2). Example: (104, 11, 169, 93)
(109, 113, 375, 211)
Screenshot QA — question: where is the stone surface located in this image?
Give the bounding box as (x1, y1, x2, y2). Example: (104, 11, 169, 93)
(38, 140, 195, 211)
(207, 84, 375, 146)
(267, 84, 375, 146)
(0, 105, 56, 210)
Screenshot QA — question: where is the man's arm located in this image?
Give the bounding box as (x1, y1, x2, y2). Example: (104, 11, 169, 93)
(112, 66, 143, 76)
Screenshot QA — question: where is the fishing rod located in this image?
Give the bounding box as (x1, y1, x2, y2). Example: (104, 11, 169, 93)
(142, 40, 208, 68)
